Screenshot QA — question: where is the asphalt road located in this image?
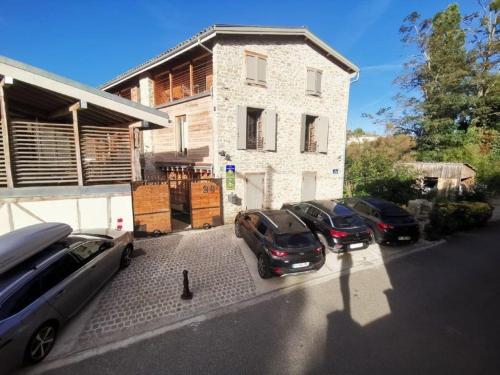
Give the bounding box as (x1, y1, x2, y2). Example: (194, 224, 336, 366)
(44, 222, 500, 375)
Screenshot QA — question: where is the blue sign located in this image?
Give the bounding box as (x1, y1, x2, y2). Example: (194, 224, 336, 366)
(226, 165, 235, 172)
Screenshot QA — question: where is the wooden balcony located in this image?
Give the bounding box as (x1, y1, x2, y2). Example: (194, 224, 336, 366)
(153, 54, 213, 106)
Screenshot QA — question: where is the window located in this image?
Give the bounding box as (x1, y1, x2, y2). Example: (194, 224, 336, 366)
(275, 232, 316, 248)
(245, 52, 267, 86)
(237, 106, 277, 151)
(70, 241, 110, 264)
(0, 277, 42, 320)
(246, 108, 264, 150)
(304, 115, 318, 152)
(300, 115, 329, 153)
(306, 68, 322, 96)
(354, 202, 372, 216)
(175, 115, 188, 155)
(40, 254, 82, 293)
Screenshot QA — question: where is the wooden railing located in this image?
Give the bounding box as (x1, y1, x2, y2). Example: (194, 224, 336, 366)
(154, 54, 213, 106)
(0, 121, 8, 187)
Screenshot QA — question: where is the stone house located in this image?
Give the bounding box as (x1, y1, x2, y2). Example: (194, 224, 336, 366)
(101, 25, 359, 225)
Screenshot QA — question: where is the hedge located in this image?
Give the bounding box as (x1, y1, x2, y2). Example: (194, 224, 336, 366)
(425, 201, 493, 239)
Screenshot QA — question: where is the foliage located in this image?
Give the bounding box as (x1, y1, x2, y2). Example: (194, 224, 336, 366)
(425, 201, 493, 239)
(344, 142, 423, 204)
(347, 134, 416, 162)
(361, 1, 500, 194)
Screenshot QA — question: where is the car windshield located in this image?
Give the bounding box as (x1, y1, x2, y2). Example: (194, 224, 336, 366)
(333, 215, 365, 228)
(275, 232, 316, 248)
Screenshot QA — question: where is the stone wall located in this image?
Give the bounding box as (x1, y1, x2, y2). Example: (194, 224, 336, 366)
(213, 36, 352, 223)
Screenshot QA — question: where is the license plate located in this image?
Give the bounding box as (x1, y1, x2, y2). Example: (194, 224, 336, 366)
(292, 262, 309, 269)
(398, 236, 412, 241)
(350, 243, 364, 249)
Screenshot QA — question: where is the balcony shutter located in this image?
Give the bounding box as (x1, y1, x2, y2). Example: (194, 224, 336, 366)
(306, 69, 315, 94)
(257, 57, 267, 85)
(237, 105, 247, 149)
(246, 55, 257, 83)
(316, 116, 329, 153)
(263, 110, 277, 151)
(300, 114, 307, 152)
(315, 71, 322, 94)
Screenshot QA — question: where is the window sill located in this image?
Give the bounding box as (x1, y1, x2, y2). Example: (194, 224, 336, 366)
(306, 92, 322, 97)
(246, 81, 267, 88)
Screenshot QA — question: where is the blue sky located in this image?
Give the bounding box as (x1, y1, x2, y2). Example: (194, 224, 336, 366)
(0, 0, 477, 133)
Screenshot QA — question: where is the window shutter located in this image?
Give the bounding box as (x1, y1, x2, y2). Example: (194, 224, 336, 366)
(257, 57, 267, 85)
(263, 110, 277, 151)
(306, 69, 315, 94)
(237, 105, 247, 149)
(316, 116, 329, 153)
(246, 55, 257, 82)
(300, 114, 307, 152)
(315, 71, 322, 95)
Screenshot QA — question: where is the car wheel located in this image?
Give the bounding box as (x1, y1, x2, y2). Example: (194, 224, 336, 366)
(234, 222, 242, 238)
(257, 254, 272, 279)
(25, 322, 57, 364)
(120, 244, 133, 269)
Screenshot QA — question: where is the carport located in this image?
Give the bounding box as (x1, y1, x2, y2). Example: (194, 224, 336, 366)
(0, 56, 170, 234)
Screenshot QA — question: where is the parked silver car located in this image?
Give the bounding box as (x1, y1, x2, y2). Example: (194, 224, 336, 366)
(0, 223, 133, 373)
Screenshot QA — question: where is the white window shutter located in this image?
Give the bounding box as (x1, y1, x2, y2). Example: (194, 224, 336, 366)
(263, 110, 277, 151)
(257, 57, 267, 85)
(315, 71, 322, 94)
(316, 116, 329, 153)
(306, 69, 315, 93)
(237, 105, 247, 149)
(300, 114, 307, 152)
(246, 55, 257, 82)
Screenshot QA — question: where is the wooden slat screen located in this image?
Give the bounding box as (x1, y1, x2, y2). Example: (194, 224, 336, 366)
(81, 125, 131, 183)
(0, 122, 7, 187)
(154, 72, 170, 106)
(10, 121, 78, 185)
(193, 57, 213, 95)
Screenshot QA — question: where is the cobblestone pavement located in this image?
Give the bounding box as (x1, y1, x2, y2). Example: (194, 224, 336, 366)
(77, 226, 256, 349)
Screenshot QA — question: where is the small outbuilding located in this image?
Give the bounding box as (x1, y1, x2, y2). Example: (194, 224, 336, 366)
(0, 56, 170, 235)
(402, 162, 476, 197)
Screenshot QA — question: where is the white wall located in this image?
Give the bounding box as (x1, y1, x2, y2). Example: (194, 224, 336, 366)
(0, 187, 133, 235)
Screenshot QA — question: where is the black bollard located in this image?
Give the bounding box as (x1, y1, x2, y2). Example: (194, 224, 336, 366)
(181, 269, 193, 300)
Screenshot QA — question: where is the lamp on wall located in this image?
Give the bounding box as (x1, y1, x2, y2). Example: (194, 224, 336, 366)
(219, 150, 231, 161)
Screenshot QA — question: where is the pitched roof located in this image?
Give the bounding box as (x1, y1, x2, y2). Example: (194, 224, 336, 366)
(101, 24, 359, 90)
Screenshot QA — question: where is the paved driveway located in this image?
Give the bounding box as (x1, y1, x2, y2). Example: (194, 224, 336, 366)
(38, 225, 439, 363)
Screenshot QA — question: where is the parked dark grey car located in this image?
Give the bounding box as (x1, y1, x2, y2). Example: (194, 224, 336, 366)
(0, 223, 133, 373)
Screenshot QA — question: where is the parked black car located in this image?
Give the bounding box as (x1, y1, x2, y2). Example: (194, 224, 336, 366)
(282, 200, 372, 253)
(342, 197, 420, 244)
(234, 209, 325, 278)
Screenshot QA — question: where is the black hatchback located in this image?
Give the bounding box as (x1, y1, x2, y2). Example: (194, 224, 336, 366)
(282, 200, 372, 252)
(343, 197, 420, 244)
(234, 209, 325, 278)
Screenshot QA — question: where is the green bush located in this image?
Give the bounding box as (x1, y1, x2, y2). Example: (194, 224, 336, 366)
(425, 201, 493, 239)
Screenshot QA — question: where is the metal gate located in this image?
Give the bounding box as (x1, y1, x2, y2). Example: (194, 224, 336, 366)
(131, 181, 171, 236)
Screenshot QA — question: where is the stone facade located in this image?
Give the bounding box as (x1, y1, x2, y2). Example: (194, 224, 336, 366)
(120, 34, 353, 224)
(212, 36, 351, 222)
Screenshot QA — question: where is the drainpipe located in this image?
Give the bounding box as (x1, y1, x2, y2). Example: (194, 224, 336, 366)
(350, 71, 360, 84)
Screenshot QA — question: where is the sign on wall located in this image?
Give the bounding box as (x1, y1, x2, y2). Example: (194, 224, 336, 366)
(226, 165, 235, 190)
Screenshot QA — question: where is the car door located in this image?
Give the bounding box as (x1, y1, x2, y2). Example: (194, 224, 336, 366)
(254, 220, 271, 255)
(41, 253, 90, 319)
(70, 240, 118, 292)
